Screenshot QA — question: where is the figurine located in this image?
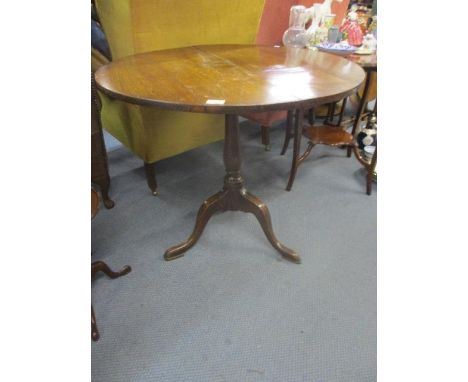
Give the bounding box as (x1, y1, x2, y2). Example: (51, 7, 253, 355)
(357, 115, 377, 150)
(306, 0, 343, 28)
(362, 33, 377, 51)
(284, 0, 344, 48)
(319, 0, 343, 22)
(304, 4, 322, 46)
(303, 0, 343, 46)
(340, 11, 363, 46)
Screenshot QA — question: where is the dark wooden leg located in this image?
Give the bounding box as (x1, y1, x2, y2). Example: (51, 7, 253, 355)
(348, 70, 372, 158)
(298, 142, 315, 164)
(91, 260, 132, 280)
(144, 162, 159, 196)
(286, 109, 304, 191)
(99, 178, 115, 209)
(238, 192, 300, 263)
(325, 102, 337, 125)
(324, 103, 331, 124)
(91, 305, 100, 341)
(337, 97, 347, 127)
(308, 108, 315, 125)
(92, 73, 115, 209)
(164, 114, 300, 263)
(261, 125, 271, 151)
(91, 261, 131, 341)
(164, 190, 229, 260)
(280, 110, 294, 155)
(366, 145, 377, 195)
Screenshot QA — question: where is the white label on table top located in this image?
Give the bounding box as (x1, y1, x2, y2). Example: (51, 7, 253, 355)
(206, 99, 225, 105)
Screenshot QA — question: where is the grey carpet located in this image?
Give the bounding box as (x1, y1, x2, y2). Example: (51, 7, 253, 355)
(92, 119, 376, 382)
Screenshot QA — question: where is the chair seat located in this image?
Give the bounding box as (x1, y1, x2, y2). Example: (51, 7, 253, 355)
(304, 125, 354, 146)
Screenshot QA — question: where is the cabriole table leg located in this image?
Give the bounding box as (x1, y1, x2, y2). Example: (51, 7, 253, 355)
(164, 114, 300, 263)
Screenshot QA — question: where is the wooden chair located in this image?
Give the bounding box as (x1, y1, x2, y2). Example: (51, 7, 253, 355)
(92, 72, 114, 208)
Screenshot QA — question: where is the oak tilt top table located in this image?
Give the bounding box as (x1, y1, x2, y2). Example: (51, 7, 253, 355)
(95, 45, 365, 264)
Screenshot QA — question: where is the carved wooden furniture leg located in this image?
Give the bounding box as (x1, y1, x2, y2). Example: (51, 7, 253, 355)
(280, 110, 294, 156)
(323, 103, 331, 124)
(99, 178, 115, 209)
(164, 114, 300, 263)
(164, 190, 229, 260)
(286, 109, 305, 191)
(286, 142, 315, 191)
(336, 97, 347, 127)
(144, 162, 159, 196)
(91, 261, 131, 341)
(348, 69, 372, 158)
(333, 98, 349, 150)
(324, 102, 337, 125)
(91, 306, 99, 341)
(238, 191, 300, 263)
(261, 125, 271, 151)
(352, 141, 376, 196)
(366, 145, 377, 195)
(92, 73, 115, 209)
(308, 108, 315, 126)
(92, 260, 132, 279)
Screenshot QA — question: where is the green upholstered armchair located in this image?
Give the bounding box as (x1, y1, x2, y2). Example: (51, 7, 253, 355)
(93, 0, 266, 194)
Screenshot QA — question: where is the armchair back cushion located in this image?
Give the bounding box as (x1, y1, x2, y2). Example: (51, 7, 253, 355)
(96, 0, 266, 59)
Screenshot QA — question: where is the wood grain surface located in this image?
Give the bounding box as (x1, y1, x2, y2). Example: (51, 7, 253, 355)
(95, 45, 365, 114)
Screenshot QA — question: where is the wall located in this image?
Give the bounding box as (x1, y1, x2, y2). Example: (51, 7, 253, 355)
(256, 0, 350, 45)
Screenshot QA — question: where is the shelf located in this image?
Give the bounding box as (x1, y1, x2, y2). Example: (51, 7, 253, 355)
(304, 125, 354, 146)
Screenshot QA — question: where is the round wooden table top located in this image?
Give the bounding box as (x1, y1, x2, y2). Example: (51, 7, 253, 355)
(95, 44, 366, 114)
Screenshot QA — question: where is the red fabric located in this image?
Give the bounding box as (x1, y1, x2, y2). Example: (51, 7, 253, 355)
(241, 111, 288, 126)
(340, 19, 363, 46)
(256, 0, 296, 45)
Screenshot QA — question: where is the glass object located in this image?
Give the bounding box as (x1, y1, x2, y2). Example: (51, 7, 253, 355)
(282, 5, 308, 48)
(323, 14, 336, 29)
(316, 24, 329, 44)
(328, 26, 340, 43)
